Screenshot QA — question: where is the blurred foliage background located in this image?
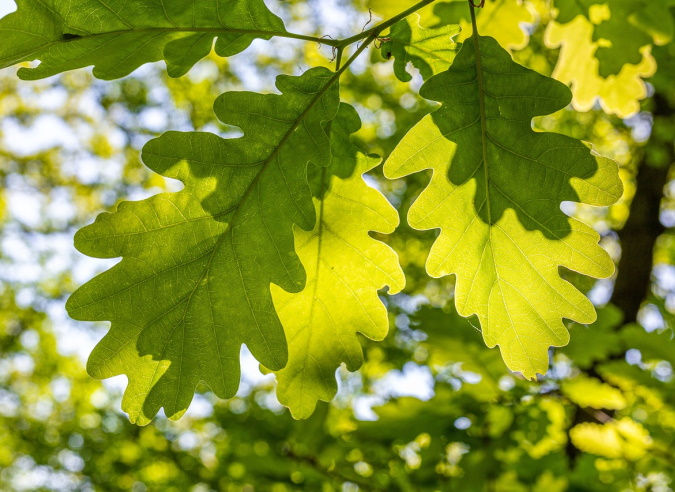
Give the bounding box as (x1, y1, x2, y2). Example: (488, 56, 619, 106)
(1, 0, 675, 490)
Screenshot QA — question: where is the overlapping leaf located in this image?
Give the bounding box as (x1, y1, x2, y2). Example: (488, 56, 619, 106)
(270, 104, 404, 419)
(0, 0, 286, 79)
(555, 0, 674, 77)
(545, 4, 659, 117)
(384, 34, 622, 379)
(381, 13, 460, 82)
(66, 67, 340, 424)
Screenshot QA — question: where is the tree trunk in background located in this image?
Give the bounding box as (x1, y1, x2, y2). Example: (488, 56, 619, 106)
(611, 93, 673, 322)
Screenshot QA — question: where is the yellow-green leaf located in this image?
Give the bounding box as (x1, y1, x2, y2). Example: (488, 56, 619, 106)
(561, 376, 627, 410)
(544, 16, 656, 118)
(384, 34, 622, 379)
(554, 0, 674, 76)
(67, 68, 340, 424)
(271, 104, 405, 419)
(570, 418, 652, 460)
(369, 0, 536, 50)
(381, 13, 460, 82)
(434, 0, 536, 50)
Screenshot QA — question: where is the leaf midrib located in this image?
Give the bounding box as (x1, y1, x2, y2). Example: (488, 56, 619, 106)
(85, 73, 342, 376)
(163, 70, 341, 369)
(470, 33, 491, 227)
(470, 28, 535, 372)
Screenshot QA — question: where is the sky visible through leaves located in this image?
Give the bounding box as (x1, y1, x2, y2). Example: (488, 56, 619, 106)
(1, 0, 675, 490)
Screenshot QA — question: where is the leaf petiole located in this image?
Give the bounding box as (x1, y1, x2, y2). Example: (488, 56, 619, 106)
(336, 0, 439, 48)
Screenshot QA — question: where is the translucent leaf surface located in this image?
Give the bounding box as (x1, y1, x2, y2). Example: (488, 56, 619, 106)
(67, 67, 339, 424)
(0, 0, 286, 79)
(433, 0, 536, 50)
(367, 0, 439, 25)
(381, 13, 460, 82)
(270, 104, 404, 418)
(555, 0, 674, 76)
(545, 16, 656, 118)
(561, 376, 627, 410)
(570, 418, 652, 460)
(369, 0, 535, 50)
(384, 34, 622, 379)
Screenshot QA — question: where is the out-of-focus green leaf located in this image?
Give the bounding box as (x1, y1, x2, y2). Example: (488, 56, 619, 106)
(356, 385, 460, 441)
(67, 67, 340, 424)
(0, 0, 286, 79)
(433, 0, 536, 49)
(367, 0, 438, 25)
(381, 13, 460, 82)
(385, 34, 622, 379)
(560, 305, 623, 368)
(620, 325, 675, 366)
(270, 104, 405, 419)
(599, 360, 670, 401)
(413, 305, 506, 400)
(512, 398, 568, 459)
(570, 418, 652, 460)
(561, 376, 627, 410)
